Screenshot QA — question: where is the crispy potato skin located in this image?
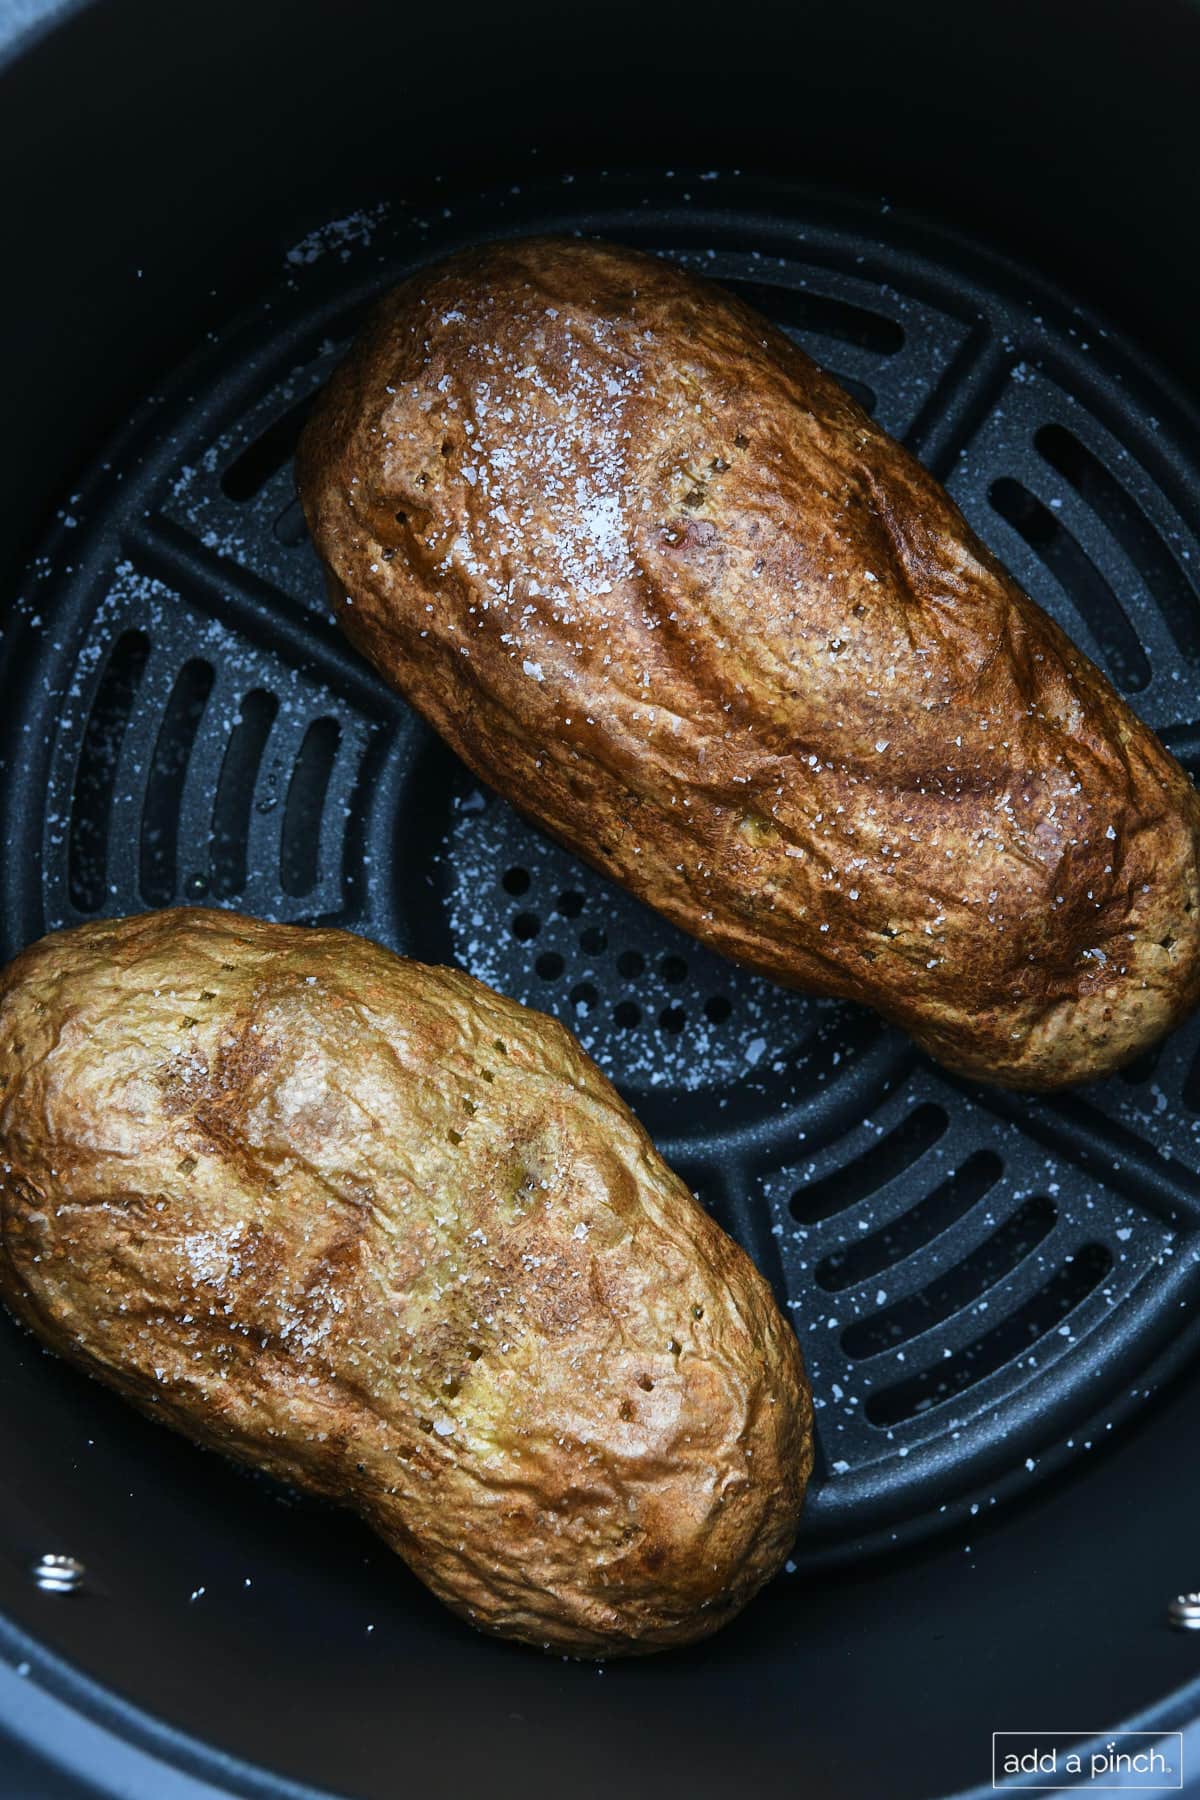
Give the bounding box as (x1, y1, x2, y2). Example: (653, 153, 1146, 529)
(298, 236, 1200, 1088)
(0, 908, 810, 1655)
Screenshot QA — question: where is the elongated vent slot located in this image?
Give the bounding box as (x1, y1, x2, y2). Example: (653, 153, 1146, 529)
(790, 1104, 949, 1226)
(865, 1243, 1113, 1426)
(140, 659, 215, 905)
(68, 630, 152, 913)
(816, 1150, 1004, 1293)
(989, 476, 1149, 691)
(1035, 423, 1200, 660)
(210, 689, 279, 899)
(843, 1195, 1057, 1360)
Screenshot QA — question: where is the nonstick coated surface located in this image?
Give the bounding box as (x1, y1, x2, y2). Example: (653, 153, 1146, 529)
(3, 174, 1200, 1800)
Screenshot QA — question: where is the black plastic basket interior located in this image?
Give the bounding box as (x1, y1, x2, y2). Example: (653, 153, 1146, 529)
(5, 177, 1200, 1588)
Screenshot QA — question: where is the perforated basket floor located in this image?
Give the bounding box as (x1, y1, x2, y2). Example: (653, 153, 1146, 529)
(5, 174, 1200, 1570)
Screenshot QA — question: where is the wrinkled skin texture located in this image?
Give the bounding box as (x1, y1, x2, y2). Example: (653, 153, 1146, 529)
(0, 909, 810, 1655)
(299, 237, 1200, 1088)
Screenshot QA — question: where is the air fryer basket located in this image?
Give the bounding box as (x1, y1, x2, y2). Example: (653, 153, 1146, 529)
(4, 4, 1200, 1798)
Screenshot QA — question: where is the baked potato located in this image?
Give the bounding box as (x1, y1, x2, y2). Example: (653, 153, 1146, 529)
(0, 907, 810, 1655)
(298, 235, 1200, 1089)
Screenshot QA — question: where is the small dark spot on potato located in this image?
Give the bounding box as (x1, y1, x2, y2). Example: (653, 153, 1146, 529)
(691, 1304, 704, 1320)
(683, 487, 705, 509)
(447, 1128, 463, 1146)
(618, 1399, 635, 1422)
(418, 1417, 434, 1433)
(198, 990, 216, 1002)
(466, 1344, 483, 1361)
(395, 509, 408, 525)
(668, 1338, 682, 1356)
(637, 1373, 654, 1392)
(493, 1039, 507, 1056)
(177, 1154, 197, 1175)
(180, 1015, 199, 1029)
(734, 432, 749, 449)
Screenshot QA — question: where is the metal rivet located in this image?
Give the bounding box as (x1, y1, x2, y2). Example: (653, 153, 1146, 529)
(1167, 1593, 1200, 1630)
(31, 1554, 85, 1594)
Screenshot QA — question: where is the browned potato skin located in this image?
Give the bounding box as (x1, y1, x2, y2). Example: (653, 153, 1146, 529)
(0, 908, 811, 1656)
(298, 237, 1200, 1089)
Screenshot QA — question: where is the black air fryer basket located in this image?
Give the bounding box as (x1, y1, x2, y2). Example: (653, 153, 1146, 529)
(4, 2, 1200, 1796)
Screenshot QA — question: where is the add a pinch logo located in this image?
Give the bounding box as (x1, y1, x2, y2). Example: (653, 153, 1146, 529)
(992, 1733, 1182, 1790)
